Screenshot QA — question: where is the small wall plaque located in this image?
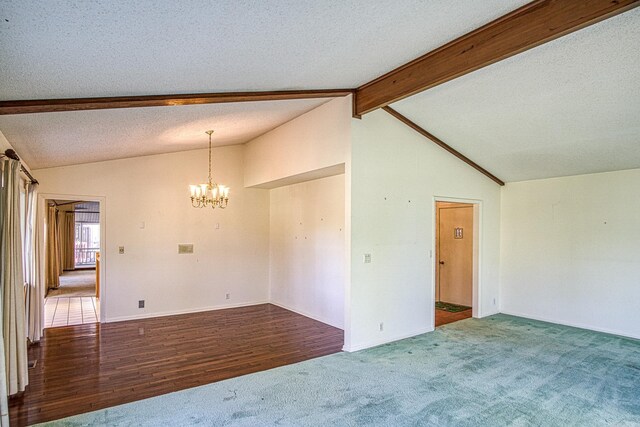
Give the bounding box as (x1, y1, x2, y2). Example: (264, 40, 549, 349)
(454, 228, 463, 239)
(178, 244, 194, 254)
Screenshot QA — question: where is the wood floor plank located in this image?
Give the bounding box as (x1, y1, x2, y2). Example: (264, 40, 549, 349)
(435, 308, 472, 327)
(9, 303, 343, 426)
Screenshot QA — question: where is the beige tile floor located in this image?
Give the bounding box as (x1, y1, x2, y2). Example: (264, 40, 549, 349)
(44, 297, 99, 328)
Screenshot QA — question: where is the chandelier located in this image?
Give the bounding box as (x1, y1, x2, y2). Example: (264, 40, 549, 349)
(189, 130, 229, 209)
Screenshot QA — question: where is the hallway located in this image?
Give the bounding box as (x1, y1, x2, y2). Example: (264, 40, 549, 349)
(47, 270, 96, 298)
(44, 297, 98, 327)
(45, 270, 98, 327)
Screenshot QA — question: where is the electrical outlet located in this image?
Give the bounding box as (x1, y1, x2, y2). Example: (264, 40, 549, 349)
(379, 322, 384, 332)
(364, 253, 372, 264)
(138, 300, 145, 309)
(118, 246, 125, 254)
(215, 223, 220, 230)
(225, 293, 230, 300)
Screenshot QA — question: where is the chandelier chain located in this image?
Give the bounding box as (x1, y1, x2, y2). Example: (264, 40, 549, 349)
(208, 133, 212, 184)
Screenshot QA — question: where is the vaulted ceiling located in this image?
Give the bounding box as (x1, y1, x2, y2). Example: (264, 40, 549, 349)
(0, 0, 528, 169)
(0, 0, 527, 99)
(0, 99, 330, 169)
(391, 7, 640, 182)
(0, 0, 638, 180)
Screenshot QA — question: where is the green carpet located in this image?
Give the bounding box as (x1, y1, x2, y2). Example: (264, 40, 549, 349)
(40, 315, 640, 426)
(435, 301, 471, 312)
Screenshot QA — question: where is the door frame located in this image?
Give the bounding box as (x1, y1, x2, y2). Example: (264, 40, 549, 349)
(432, 196, 482, 329)
(38, 193, 107, 323)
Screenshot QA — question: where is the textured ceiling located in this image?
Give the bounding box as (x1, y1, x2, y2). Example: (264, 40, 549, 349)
(0, 0, 529, 170)
(2, 1, 635, 180)
(392, 8, 640, 182)
(0, 0, 527, 99)
(0, 99, 329, 169)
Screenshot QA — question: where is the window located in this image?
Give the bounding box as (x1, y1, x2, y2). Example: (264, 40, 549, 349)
(74, 220, 100, 267)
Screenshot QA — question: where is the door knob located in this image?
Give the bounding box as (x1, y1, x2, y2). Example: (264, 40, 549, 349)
(439, 261, 445, 265)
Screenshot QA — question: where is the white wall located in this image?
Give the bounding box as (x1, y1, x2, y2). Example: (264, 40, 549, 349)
(0, 131, 14, 154)
(34, 146, 270, 322)
(243, 95, 351, 331)
(1, 130, 32, 172)
(244, 96, 351, 188)
(500, 169, 640, 339)
(269, 175, 345, 328)
(346, 109, 502, 351)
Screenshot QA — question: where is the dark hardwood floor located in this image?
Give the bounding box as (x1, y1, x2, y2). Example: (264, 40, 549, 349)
(9, 303, 344, 426)
(435, 307, 472, 327)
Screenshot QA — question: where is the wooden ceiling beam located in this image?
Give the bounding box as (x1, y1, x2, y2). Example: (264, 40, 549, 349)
(382, 106, 505, 186)
(0, 89, 355, 115)
(356, 0, 639, 116)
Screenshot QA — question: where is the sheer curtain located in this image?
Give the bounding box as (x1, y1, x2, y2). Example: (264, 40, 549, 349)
(62, 212, 75, 271)
(45, 205, 61, 289)
(24, 182, 43, 343)
(0, 159, 29, 396)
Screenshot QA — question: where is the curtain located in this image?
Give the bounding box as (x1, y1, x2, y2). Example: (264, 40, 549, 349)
(0, 334, 8, 426)
(24, 182, 43, 343)
(45, 205, 62, 289)
(62, 212, 75, 271)
(0, 165, 10, 427)
(0, 159, 29, 396)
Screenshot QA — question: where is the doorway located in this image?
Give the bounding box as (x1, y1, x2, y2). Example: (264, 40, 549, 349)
(435, 201, 475, 327)
(44, 199, 101, 327)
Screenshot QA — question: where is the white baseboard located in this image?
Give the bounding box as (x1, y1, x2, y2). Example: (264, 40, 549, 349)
(499, 309, 640, 340)
(104, 300, 269, 324)
(479, 308, 499, 318)
(269, 301, 343, 330)
(343, 326, 433, 353)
